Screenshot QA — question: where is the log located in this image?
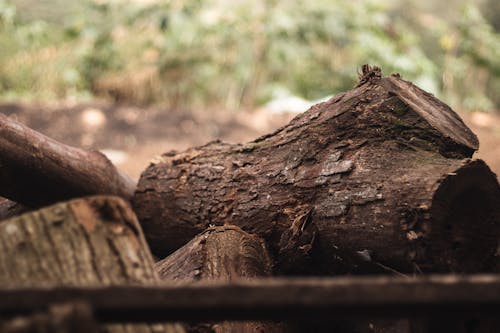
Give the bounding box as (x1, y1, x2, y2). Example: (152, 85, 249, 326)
(134, 66, 500, 274)
(0, 195, 185, 333)
(156, 225, 285, 333)
(156, 226, 415, 332)
(0, 275, 499, 322)
(0, 113, 135, 207)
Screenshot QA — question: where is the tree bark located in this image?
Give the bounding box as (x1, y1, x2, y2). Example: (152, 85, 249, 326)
(0, 113, 135, 207)
(154, 226, 414, 333)
(0, 195, 185, 333)
(134, 66, 500, 275)
(156, 225, 285, 333)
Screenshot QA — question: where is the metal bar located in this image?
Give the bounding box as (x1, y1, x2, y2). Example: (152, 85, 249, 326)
(0, 275, 499, 322)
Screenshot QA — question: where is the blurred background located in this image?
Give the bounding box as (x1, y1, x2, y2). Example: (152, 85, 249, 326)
(0, 0, 499, 179)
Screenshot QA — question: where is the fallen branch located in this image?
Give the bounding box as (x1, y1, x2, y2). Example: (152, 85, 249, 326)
(0, 275, 499, 322)
(0, 113, 135, 207)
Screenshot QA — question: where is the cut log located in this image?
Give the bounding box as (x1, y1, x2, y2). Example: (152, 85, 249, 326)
(0, 195, 185, 333)
(134, 66, 500, 274)
(0, 113, 135, 207)
(155, 226, 416, 333)
(156, 225, 285, 333)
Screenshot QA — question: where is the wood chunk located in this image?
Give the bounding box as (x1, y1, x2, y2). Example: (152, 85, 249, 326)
(0, 195, 185, 333)
(156, 225, 285, 333)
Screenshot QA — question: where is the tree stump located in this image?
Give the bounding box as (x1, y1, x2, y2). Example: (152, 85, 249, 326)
(0, 195, 185, 333)
(156, 225, 285, 333)
(134, 66, 500, 274)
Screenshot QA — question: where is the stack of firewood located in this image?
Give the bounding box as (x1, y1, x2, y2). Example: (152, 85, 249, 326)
(0, 66, 498, 333)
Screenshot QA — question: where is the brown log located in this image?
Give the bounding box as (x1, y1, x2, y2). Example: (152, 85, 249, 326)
(0, 195, 185, 333)
(0, 113, 135, 207)
(0, 275, 499, 321)
(156, 226, 416, 332)
(156, 225, 285, 333)
(134, 66, 500, 274)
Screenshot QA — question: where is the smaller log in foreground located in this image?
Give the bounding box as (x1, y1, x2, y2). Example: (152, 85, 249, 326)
(0, 112, 135, 207)
(156, 225, 273, 281)
(0, 275, 499, 322)
(156, 225, 285, 333)
(0, 195, 185, 333)
(134, 66, 500, 275)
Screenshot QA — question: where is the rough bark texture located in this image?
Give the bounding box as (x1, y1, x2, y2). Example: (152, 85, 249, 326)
(0, 195, 185, 333)
(156, 225, 284, 333)
(134, 67, 500, 275)
(0, 112, 135, 207)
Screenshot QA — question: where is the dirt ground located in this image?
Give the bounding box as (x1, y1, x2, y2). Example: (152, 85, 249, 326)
(1, 101, 499, 181)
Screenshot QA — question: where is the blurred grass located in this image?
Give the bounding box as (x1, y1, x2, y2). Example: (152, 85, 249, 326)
(0, 0, 499, 111)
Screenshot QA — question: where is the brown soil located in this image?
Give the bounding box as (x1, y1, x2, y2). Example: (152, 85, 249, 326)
(0, 102, 498, 181)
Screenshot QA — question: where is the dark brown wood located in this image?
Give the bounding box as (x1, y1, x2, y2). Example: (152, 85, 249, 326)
(134, 66, 500, 274)
(156, 225, 285, 333)
(156, 226, 414, 333)
(0, 195, 185, 333)
(0, 113, 136, 207)
(156, 225, 273, 281)
(0, 275, 499, 322)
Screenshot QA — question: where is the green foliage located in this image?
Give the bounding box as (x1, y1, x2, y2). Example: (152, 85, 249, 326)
(0, 0, 499, 111)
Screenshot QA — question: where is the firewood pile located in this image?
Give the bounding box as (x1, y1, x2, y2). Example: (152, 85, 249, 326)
(0, 66, 498, 333)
